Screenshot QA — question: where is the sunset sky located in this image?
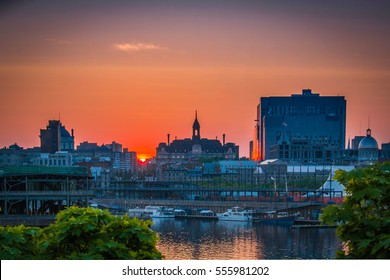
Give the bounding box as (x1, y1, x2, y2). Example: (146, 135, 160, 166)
(1, 0, 389, 158)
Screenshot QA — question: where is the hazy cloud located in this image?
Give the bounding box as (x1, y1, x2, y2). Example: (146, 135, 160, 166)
(114, 43, 164, 52)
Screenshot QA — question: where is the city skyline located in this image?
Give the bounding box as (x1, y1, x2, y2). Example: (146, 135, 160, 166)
(1, 0, 389, 159)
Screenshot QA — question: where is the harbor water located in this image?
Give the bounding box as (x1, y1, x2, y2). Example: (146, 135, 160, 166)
(151, 219, 342, 260)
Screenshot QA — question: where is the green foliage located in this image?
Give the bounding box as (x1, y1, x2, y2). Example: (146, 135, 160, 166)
(321, 163, 390, 259)
(0, 207, 162, 260)
(0, 225, 40, 259)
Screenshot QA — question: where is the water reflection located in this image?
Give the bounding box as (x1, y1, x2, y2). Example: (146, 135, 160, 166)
(151, 219, 342, 260)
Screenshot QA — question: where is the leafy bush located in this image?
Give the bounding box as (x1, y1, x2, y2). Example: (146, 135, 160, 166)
(0, 206, 162, 260)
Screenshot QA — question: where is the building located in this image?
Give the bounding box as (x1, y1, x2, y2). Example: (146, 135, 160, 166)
(106, 141, 122, 153)
(32, 151, 73, 167)
(40, 120, 74, 153)
(249, 141, 254, 160)
(352, 136, 365, 150)
(156, 111, 239, 165)
(257, 89, 346, 163)
(0, 144, 26, 166)
(379, 142, 390, 162)
(0, 166, 93, 223)
(358, 128, 379, 165)
(74, 141, 138, 179)
(121, 148, 137, 174)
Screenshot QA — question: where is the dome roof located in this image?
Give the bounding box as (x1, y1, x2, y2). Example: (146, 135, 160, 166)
(60, 126, 71, 138)
(358, 129, 378, 149)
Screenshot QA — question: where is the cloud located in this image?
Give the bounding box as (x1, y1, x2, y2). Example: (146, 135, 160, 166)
(114, 43, 164, 52)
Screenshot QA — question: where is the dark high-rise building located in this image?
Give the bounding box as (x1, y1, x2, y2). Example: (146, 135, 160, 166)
(40, 120, 74, 154)
(40, 120, 61, 153)
(257, 89, 346, 163)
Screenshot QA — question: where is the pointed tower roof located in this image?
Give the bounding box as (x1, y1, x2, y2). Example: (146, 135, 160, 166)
(192, 110, 200, 130)
(192, 110, 201, 141)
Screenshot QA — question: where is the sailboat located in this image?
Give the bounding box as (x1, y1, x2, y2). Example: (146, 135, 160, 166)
(258, 174, 298, 225)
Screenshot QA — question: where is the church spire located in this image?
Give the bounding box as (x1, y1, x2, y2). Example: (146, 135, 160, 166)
(192, 110, 200, 141)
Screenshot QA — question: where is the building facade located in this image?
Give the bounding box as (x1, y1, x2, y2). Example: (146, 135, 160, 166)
(40, 120, 74, 153)
(358, 128, 379, 165)
(156, 112, 239, 165)
(257, 89, 346, 163)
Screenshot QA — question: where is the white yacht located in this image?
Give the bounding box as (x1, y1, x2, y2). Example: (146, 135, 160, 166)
(144, 206, 175, 218)
(128, 207, 151, 220)
(217, 207, 253, 221)
(128, 206, 174, 219)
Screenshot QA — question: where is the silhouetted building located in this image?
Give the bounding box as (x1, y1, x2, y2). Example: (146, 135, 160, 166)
(352, 136, 365, 150)
(358, 128, 378, 165)
(249, 141, 254, 160)
(156, 112, 239, 165)
(40, 120, 74, 153)
(106, 141, 122, 153)
(60, 126, 74, 151)
(379, 142, 390, 162)
(0, 144, 25, 166)
(257, 89, 346, 163)
(77, 141, 98, 151)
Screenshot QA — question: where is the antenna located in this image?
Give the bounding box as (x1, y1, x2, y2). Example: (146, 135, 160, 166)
(368, 116, 370, 129)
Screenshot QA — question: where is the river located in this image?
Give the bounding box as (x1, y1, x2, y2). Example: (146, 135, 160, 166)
(151, 218, 342, 260)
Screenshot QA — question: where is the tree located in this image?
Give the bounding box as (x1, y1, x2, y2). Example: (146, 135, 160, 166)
(0, 206, 163, 260)
(0, 225, 40, 259)
(321, 163, 390, 259)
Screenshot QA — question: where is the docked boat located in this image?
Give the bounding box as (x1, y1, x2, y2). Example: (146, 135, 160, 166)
(199, 209, 216, 217)
(258, 211, 298, 226)
(217, 207, 253, 221)
(144, 206, 175, 218)
(128, 207, 152, 220)
(128, 206, 174, 219)
(173, 209, 188, 217)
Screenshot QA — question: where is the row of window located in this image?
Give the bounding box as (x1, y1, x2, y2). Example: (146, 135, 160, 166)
(39, 159, 70, 166)
(265, 105, 344, 116)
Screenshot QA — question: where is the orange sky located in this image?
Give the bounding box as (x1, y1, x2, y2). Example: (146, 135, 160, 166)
(0, 1, 389, 158)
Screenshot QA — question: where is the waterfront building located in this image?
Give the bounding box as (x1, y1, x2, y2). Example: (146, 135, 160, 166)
(0, 166, 93, 223)
(358, 128, 379, 165)
(32, 151, 73, 167)
(156, 111, 239, 165)
(40, 120, 74, 153)
(219, 160, 257, 184)
(256, 89, 346, 163)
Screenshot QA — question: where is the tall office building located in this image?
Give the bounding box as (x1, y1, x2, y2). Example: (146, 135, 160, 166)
(257, 89, 346, 163)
